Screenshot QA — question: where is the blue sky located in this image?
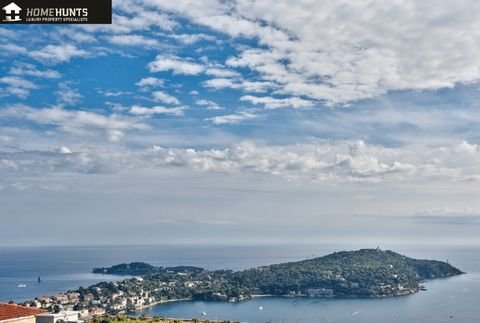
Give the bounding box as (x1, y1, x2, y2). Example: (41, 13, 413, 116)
(1, 0, 480, 246)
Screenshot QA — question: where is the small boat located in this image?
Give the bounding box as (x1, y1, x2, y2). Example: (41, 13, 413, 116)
(17, 284, 27, 288)
(258, 306, 263, 310)
(201, 312, 207, 316)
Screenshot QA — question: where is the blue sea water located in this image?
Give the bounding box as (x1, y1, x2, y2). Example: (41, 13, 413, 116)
(1, 244, 479, 322)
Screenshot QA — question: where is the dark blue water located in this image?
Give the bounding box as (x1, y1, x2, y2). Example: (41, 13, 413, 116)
(1, 244, 479, 322)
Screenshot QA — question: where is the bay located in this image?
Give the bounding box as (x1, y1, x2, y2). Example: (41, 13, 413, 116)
(1, 244, 478, 322)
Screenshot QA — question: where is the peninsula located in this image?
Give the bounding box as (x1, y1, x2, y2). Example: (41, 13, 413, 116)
(23, 249, 463, 316)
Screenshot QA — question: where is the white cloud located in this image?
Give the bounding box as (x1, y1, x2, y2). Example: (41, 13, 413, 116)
(152, 91, 180, 105)
(107, 34, 160, 47)
(30, 44, 88, 64)
(151, 0, 480, 104)
(1, 105, 147, 142)
(0, 76, 37, 90)
(1, 137, 480, 186)
(56, 83, 83, 106)
(99, 90, 132, 97)
(203, 78, 276, 92)
(49, 28, 97, 44)
(240, 95, 314, 109)
(170, 33, 216, 44)
(144, 140, 480, 182)
(0, 27, 17, 38)
(9, 63, 61, 79)
(136, 77, 164, 88)
(129, 105, 185, 116)
(80, 10, 177, 34)
(454, 141, 479, 154)
(202, 78, 236, 89)
(206, 111, 258, 125)
(0, 44, 27, 54)
(205, 67, 240, 78)
(57, 29, 97, 43)
(0, 76, 38, 99)
(58, 146, 72, 154)
(148, 55, 205, 75)
(195, 99, 223, 110)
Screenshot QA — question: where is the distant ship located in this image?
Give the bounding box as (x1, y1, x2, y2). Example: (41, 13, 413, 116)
(38, 276, 41, 283)
(17, 284, 27, 288)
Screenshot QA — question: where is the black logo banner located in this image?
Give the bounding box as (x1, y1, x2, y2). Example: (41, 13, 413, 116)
(1, 0, 112, 24)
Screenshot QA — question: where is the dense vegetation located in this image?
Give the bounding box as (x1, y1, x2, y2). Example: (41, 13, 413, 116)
(226, 249, 463, 297)
(87, 248, 463, 306)
(93, 263, 205, 276)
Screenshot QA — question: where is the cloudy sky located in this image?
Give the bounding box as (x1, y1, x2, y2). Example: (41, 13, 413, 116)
(1, 0, 480, 246)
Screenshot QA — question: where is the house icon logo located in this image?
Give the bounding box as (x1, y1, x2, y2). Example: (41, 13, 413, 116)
(2, 2, 22, 22)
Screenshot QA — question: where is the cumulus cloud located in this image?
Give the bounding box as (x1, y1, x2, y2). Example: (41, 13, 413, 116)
(30, 44, 88, 64)
(129, 105, 185, 116)
(0, 44, 27, 54)
(58, 146, 72, 154)
(80, 9, 177, 34)
(149, 0, 480, 104)
(240, 95, 314, 109)
(148, 55, 205, 75)
(195, 99, 223, 110)
(9, 62, 61, 79)
(0, 76, 38, 99)
(203, 78, 276, 93)
(454, 141, 479, 154)
(2, 140, 479, 184)
(145, 140, 480, 182)
(55, 29, 97, 43)
(206, 111, 258, 125)
(56, 83, 83, 106)
(170, 33, 216, 44)
(205, 67, 240, 78)
(98, 90, 132, 97)
(0, 105, 146, 142)
(136, 77, 164, 88)
(107, 34, 160, 47)
(152, 91, 180, 105)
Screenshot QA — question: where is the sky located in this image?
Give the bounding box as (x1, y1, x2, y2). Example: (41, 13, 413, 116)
(1, 0, 480, 246)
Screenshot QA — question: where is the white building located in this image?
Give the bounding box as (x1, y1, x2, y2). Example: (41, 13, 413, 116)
(35, 312, 80, 323)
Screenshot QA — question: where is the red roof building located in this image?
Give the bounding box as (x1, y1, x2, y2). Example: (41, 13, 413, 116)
(0, 303, 47, 323)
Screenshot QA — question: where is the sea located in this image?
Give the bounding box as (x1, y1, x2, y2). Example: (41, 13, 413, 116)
(0, 244, 479, 323)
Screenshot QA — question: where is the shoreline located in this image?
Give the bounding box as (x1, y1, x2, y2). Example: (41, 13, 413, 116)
(137, 298, 193, 310)
(136, 288, 420, 312)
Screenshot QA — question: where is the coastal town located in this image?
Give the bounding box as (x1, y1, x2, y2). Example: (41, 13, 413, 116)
(0, 302, 232, 323)
(12, 249, 462, 321)
(18, 268, 249, 319)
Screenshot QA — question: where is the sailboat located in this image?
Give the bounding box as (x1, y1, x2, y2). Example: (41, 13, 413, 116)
(38, 276, 41, 283)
